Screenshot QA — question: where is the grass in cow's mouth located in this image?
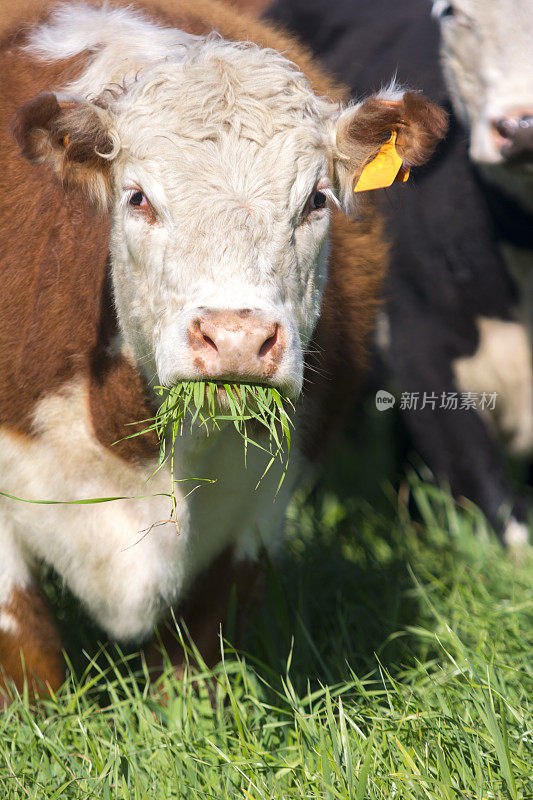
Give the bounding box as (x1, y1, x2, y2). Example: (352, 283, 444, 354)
(153, 381, 294, 481)
(0, 383, 293, 514)
(124, 381, 294, 522)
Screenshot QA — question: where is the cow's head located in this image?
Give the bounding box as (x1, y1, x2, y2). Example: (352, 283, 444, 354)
(13, 40, 446, 398)
(432, 0, 533, 189)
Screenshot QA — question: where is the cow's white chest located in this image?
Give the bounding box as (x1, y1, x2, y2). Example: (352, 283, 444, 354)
(0, 378, 296, 641)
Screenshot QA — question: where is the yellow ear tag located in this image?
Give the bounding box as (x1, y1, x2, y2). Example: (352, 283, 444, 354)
(353, 131, 410, 193)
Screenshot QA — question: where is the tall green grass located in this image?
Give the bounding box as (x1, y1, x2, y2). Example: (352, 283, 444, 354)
(1, 478, 531, 799)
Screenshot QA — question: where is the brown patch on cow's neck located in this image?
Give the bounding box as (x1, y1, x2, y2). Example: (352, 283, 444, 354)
(301, 202, 388, 460)
(89, 351, 158, 462)
(0, 43, 108, 433)
(0, 585, 64, 704)
(87, 268, 158, 462)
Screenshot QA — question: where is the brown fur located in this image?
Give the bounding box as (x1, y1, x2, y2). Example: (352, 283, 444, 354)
(224, 0, 272, 16)
(339, 93, 448, 182)
(147, 546, 262, 675)
(0, 44, 111, 432)
(0, 585, 64, 703)
(89, 351, 159, 461)
(302, 204, 388, 454)
(12, 92, 115, 205)
(10, 91, 62, 161)
(394, 92, 449, 165)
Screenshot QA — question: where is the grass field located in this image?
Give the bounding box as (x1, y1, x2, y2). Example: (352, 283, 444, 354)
(1, 407, 532, 799)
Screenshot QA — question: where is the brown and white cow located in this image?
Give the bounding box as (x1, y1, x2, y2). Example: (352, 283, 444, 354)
(0, 0, 446, 700)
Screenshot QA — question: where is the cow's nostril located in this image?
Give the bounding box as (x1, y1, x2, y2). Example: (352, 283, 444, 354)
(495, 118, 519, 140)
(258, 326, 278, 358)
(518, 115, 533, 131)
(202, 333, 218, 352)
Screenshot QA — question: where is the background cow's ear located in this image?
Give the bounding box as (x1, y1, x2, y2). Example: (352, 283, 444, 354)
(333, 91, 448, 209)
(11, 92, 118, 208)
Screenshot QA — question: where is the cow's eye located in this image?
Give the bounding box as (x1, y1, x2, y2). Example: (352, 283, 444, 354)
(127, 189, 157, 223)
(432, 0, 454, 18)
(301, 185, 334, 223)
(312, 191, 327, 209)
(129, 190, 146, 207)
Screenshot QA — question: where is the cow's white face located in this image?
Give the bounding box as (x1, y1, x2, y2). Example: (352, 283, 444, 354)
(106, 51, 336, 397)
(432, 0, 533, 184)
(15, 11, 446, 400)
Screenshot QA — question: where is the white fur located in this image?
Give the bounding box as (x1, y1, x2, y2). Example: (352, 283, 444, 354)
(432, 0, 533, 162)
(0, 514, 32, 607)
(453, 316, 533, 455)
(503, 517, 530, 548)
(0, 612, 19, 636)
(0, 377, 300, 641)
(25, 2, 201, 96)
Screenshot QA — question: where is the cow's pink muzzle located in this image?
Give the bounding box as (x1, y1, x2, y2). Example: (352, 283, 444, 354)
(187, 308, 285, 384)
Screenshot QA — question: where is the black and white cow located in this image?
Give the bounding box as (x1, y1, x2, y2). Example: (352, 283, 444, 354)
(266, 0, 532, 544)
(431, 0, 533, 355)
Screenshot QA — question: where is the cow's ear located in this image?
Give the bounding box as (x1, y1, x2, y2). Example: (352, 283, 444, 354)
(333, 90, 448, 210)
(11, 92, 118, 208)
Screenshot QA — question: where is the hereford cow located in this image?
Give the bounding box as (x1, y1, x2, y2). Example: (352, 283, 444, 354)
(0, 0, 445, 699)
(265, 0, 532, 545)
(431, 0, 533, 533)
(432, 0, 533, 341)
(431, 0, 533, 203)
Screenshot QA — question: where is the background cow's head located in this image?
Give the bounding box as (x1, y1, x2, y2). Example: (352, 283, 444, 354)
(14, 36, 445, 398)
(432, 0, 533, 203)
